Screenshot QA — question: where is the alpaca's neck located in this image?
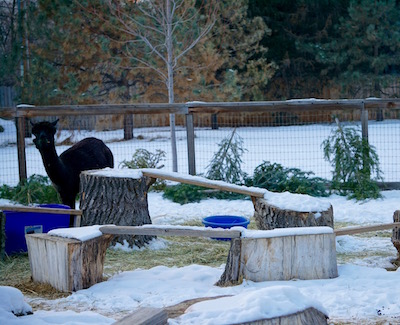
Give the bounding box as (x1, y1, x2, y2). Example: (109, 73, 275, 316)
(38, 146, 67, 185)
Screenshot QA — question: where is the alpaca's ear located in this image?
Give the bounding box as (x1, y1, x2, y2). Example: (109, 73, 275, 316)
(52, 119, 59, 127)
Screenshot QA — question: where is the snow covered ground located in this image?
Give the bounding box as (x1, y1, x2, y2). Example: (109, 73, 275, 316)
(2, 190, 400, 324)
(1, 117, 400, 324)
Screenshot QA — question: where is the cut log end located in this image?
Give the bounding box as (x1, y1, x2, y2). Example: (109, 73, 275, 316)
(253, 197, 334, 230)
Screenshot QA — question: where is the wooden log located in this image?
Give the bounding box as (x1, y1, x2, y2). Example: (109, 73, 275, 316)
(254, 197, 334, 230)
(336, 221, 400, 236)
(239, 307, 328, 325)
(216, 238, 242, 286)
(141, 169, 266, 198)
(26, 233, 112, 292)
(100, 225, 241, 239)
(392, 211, 400, 258)
(114, 307, 168, 325)
(217, 229, 338, 285)
(79, 170, 156, 248)
(0, 205, 82, 216)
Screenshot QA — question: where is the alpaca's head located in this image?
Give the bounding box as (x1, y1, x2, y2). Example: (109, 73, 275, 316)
(31, 119, 58, 151)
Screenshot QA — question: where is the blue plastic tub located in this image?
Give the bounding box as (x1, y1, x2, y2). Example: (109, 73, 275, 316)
(4, 204, 71, 255)
(202, 215, 250, 240)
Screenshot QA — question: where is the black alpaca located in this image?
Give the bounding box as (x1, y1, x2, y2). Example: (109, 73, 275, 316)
(31, 119, 114, 213)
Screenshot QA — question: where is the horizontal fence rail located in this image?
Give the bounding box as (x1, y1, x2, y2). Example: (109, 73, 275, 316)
(0, 98, 399, 188)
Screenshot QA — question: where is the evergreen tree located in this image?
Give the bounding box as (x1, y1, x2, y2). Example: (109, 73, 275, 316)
(314, 0, 400, 98)
(248, 0, 349, 99)
(0, 0, 22, 89)
(24, 0, 275, 106)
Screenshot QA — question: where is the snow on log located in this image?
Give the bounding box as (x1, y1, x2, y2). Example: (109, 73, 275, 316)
(254, 192, 334, 230)
(26, 233, 112, 292)
(79, 169, 156, 248)
(217, 227, 338, 285)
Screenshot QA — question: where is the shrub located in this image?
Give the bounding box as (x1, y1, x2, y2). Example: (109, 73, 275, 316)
(120, 148, 166, 191)
(0, 174, 61, 205)
(205, 128, 247, 185)
(162, 183, 247, 204)
(248, 161, 329, 197)
(163, 184, 206, 204)
(163, 129, 249, 204)
(322, 119, 382, 200)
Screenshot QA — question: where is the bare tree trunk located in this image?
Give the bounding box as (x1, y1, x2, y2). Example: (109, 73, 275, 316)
(166, 0, 178, 172)
(79, 172, 156, 247)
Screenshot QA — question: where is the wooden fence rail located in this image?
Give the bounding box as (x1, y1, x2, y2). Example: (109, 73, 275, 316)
(1, 98, 400, 183)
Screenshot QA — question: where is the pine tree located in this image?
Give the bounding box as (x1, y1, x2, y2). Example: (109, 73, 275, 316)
(315, 0, 400, 98)
(248, 0, 349, 99)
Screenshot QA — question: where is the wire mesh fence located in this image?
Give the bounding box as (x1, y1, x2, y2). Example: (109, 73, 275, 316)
(0, 100, 399, 187)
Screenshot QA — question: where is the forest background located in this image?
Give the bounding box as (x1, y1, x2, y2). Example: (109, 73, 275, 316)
(1, 0, 400, 106)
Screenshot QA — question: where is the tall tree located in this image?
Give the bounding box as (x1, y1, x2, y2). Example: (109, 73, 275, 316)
(83, 0, 217, 172)
(248, 0, 349, 99)
(0, 0, 20, 88)
(314, 0, 400, 100)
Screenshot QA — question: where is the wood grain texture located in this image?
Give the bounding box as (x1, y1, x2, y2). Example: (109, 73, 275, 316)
(237, 307, 328, 325)
(392, 211, 400, 258)
(218, 233, 338, 284)
(239, 234, 338, 281)
(0, 205, 82, 215)
(100, 225, 241, 238)
(336, 221, 400, 236)
(79, 172, 155, 247)
(114, 307, 168, 325)
(254, 198, 334, 230)
(141, 169, 265, 197)
(26, 233, 112, 292)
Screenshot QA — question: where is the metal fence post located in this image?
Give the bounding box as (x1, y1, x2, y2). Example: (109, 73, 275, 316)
(186, 113, 196, 175)
(16, 113, 27, 182)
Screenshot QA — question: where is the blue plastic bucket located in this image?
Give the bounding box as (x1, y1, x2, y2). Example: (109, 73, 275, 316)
(4, 204, 71, 255)
(202, 215, 250, 240)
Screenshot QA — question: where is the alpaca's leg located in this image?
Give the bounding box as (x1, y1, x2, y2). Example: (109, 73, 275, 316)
(59, 192, 76, 227)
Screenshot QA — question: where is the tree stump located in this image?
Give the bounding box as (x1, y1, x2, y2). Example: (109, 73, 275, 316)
(217, 228, 338, 286)
(26, 233, 113, 292)
(391, 210, 400, 260)
(79, 169, 156, 248)
(254, 196, 334, 230)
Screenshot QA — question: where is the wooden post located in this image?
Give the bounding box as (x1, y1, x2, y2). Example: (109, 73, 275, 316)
(123, 114, 134, 140)
(15, 115, 27, 182)
(361, 103, 369, 141)
(185, 113, 196, 175)
(26, 233, 112, 292)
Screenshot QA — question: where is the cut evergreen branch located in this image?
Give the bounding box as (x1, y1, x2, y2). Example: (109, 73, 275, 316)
(205, 128, 247, 185)
(322, 118, 383, 200)
(0, 175, 61, 205)
(120, 149, 166, 191)
(248, 161, 329, 197)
